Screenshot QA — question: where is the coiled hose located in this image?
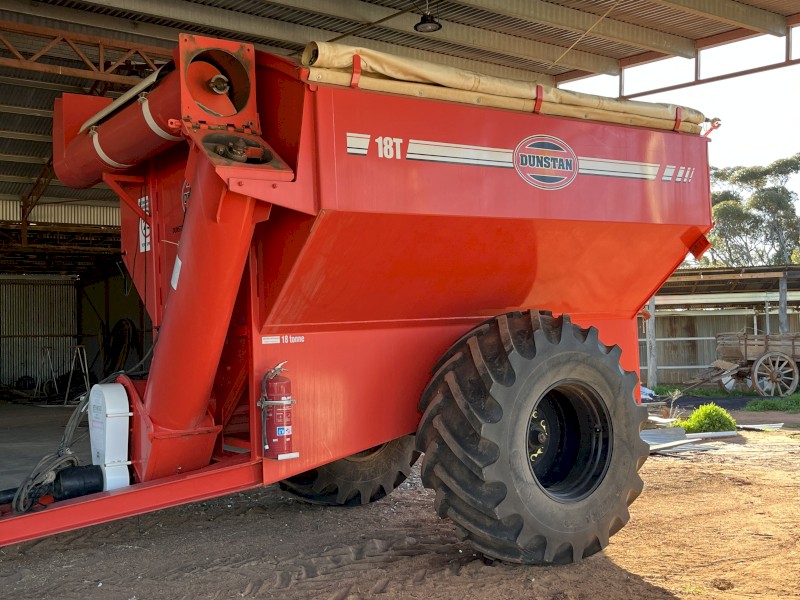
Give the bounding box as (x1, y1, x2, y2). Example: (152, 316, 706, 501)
(10, 341, 155, 513)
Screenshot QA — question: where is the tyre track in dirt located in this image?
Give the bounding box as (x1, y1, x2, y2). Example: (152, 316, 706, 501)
(1, 481, 468, 599)
(5, 435, 798, 599)
(0, 469, 675, 600)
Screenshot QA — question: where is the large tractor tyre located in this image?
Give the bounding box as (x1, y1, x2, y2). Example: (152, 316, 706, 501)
(416, 311, 649, 565)
(279, 435, 420, 506)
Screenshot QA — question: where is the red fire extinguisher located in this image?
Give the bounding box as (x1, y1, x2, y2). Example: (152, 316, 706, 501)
(258, 361, 299, 460)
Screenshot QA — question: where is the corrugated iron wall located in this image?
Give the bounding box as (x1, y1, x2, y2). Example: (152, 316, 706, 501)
(0, 277, 77, 388)
(1, 275, 796, 390)
(0, 200, 119, 227)
(639, 311, 800, 385)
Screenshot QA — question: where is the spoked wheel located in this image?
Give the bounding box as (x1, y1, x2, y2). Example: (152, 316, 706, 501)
(279, 435, 419, 506)
(752, 351, 799, 397)
(416, 310, 649, 565)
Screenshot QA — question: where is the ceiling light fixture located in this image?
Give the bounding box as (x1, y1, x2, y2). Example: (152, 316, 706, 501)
(414, 1, 442, 33)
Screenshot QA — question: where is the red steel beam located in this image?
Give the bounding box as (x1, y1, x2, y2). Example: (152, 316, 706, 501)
(694, 27, 762, 50)
(19, 157, 54, 245)
(0, 457, 262, 547)
(0, 19, 173, 60)
(0, 19, 172, 85)
(0, 57, 142, 86)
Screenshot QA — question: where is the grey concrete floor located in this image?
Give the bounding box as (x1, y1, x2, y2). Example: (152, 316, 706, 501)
(0, 402, 91, 491)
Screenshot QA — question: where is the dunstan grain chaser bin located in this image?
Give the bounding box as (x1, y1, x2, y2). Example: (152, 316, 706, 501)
(0, 35, 713, 564)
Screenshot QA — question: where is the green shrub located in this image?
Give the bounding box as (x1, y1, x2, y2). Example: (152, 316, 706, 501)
(673, 403, 737, 433)
(745, 396, 800, 413)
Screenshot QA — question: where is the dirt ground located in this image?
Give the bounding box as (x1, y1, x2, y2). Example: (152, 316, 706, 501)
(1, 424, 799, 599)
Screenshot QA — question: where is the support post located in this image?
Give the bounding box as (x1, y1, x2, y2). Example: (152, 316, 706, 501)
(779, 276, 789, 334)
(646, 296, 658, 389)
(765, 301, 771, 335)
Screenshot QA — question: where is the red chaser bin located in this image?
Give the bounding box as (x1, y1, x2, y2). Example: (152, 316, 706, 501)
(259, 362, 299, 460)
(0, 34, 715, 565)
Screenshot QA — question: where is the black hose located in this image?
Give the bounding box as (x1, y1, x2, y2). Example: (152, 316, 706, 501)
(0, 487, 16, 505)
(11, 340, 157, 513)
(103, 318, 136, 376)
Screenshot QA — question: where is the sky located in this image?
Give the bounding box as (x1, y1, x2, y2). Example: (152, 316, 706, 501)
(559, 30, 800, 200)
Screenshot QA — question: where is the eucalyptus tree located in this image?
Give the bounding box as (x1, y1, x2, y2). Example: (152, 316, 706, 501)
(702, 153, 800, 267)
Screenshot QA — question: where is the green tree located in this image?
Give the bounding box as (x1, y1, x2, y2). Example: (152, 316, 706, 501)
(703, 153, 800, 267)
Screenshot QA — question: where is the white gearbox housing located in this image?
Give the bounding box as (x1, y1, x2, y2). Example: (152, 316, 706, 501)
(88, 383, 132, 491)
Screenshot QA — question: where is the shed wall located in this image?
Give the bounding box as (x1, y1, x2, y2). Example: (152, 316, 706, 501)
(0, 201, 119, 226)
(0, 278, 76, 388)
(639, 311, 800, 385)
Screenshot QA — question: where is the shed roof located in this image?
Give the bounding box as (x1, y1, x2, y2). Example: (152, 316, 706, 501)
(656, 265, 800, 309)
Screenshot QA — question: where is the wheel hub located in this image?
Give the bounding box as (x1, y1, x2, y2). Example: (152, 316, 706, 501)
(526, 381, 613, 503)
(528, 410, 550, 464)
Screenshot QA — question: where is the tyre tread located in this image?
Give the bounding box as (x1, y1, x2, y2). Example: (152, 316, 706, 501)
(416, 310, 648, 564)
(279, 436, 419, 506)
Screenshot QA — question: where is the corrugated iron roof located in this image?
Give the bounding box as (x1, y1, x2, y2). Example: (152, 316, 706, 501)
(556, 0, 737, 37)
(0, 115, 51, 137)
(0, 181, 114, 203)
(657, 266, 800, 308)
(0, 162, 44, 179)
(0, 139, 51, 158)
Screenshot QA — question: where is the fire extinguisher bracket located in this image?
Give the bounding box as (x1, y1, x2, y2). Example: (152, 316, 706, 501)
(258, 362, 299, 460)
(258, 399, 295, 407)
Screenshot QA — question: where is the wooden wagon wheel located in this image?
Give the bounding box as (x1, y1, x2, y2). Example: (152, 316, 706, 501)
(751, 351, 799, 397)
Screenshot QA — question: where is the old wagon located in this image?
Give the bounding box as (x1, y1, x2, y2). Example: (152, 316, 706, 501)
(715, 332, 800, 397)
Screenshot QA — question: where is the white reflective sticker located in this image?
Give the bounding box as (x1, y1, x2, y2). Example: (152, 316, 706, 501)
(262, 335, 281, 345)
(138, 196, 151, 252)
(171, 256, 182, 290)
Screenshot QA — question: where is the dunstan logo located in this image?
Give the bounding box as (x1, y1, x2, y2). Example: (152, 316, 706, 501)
(513, 135, 579, 190)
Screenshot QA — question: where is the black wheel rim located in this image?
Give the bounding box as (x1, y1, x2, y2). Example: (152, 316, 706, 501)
(527, 381, 613, 503)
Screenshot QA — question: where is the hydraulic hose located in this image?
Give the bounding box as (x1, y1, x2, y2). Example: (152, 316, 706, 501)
(9, 342, 156, 513)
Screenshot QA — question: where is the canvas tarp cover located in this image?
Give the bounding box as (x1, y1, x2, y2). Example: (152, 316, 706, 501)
(301, 41, 706, 134)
